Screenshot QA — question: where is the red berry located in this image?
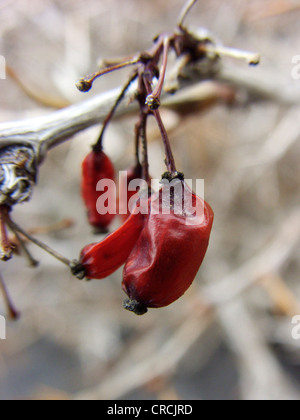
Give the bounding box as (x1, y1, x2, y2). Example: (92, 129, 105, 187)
(81, 149, 116, 232)
(122, 179, 214, 314)
(80, 209, 145, 280)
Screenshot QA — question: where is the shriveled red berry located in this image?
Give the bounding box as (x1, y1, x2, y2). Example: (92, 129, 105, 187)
(80, 209, 145, 280)
(81, 149, 116, 232)
(122, 179, 214, 315)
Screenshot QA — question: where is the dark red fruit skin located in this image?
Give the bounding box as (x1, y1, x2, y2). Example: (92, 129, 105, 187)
(81, 150, 116, 231)
(119, 163, 143, 222)
(122, 181, 214, 310)
(80, 209, 145, 280)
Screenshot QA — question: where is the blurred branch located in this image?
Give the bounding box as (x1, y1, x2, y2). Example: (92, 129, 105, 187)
(74, 306, 214, 400)
(261, 273, 300, 317)
(0, 76, 225, 164)
(6, 65, 71, 110)
(218, 298, 299, 400)
(219, 65, 300, 105)
(203, 209, 300, 306)
(236, 106, 300, 169)
(203, 210, 300, 400)
(245, 1, 300, 21)
(0, 86, 134, 164)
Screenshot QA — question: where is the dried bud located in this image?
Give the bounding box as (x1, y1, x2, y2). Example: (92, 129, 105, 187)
(145, 94, 161, 110)
(76, 79, 92, 92)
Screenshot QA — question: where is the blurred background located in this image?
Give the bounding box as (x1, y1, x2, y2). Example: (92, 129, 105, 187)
(0, 0, 300, 400)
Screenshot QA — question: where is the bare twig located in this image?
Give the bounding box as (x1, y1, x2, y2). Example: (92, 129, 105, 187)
(6, 65, 70, 110)
(7, 218, 72, 267)
(203, 209, 300, 306)
(261, 274, 300, 317)
(0, 74, 216, 164)
(204, 45, 260, 66)
(0, 86, 137, 164)
(178, 0, 198, 29)
(0, 273, 20, 320)
(8, 226, 39, 268)
(219, 65, 300, 105)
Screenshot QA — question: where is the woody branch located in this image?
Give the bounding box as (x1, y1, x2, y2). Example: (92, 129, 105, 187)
(0, 64, 297, 164)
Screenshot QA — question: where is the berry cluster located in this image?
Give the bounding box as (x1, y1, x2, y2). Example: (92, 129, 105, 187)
(76, 2, 217, 315)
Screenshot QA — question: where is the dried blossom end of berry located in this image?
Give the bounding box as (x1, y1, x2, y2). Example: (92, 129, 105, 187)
(76, 79, 92, 93)
(70, 260, 86, 280)
(145, 94, 161, 110)
(0, 249, 13, 262)
(123, 298, 148, 316)
(161, 171, 184, 182)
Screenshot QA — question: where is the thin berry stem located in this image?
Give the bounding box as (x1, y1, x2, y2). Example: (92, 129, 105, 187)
(146, 36, 170, 110)
(153, 108, 177, 174)
(143, 77, 177, 175)
(76, 58, 139, 92)
(140, 112, 150, 184)
(94, 70, 138, 152)
(6, 218, 85, 280)
(178, 0, 198, 30)
(9, 226, 39, 267)
(0, 273, 20, 320)
(7, 218, 71, 267)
